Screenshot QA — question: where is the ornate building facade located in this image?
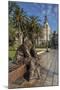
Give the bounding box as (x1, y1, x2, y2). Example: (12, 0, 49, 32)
(35, 16, 52, 47)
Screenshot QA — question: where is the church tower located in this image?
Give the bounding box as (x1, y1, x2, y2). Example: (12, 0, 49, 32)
(43, 16, 51, 41)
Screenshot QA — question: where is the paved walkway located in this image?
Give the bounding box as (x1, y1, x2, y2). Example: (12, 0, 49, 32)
(34, 49, 58, 86)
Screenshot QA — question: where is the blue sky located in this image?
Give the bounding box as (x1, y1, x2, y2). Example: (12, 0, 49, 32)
(17, 2, 58, 32)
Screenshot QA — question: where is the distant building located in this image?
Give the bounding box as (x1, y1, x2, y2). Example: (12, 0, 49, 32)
(35, 16, 52, 47)
(42, 16, 52, 42)
(51, 31, 58, 49)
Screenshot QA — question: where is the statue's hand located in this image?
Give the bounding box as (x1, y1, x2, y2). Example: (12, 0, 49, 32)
(24, 57, 31, 65)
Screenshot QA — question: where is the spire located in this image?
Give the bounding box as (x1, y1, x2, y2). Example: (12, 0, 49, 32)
(44, 15, 48, 24)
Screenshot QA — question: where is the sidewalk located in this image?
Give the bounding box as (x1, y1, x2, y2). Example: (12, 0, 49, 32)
(36, 48, 50, 55)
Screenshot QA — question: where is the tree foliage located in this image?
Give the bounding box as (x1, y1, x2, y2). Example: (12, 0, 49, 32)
(9, 1, 43, 47)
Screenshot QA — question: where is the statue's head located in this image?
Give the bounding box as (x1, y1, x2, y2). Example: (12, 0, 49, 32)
(24, 37, 32, 50)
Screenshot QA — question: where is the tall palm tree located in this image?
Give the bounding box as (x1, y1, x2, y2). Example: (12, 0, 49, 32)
(27, 16, 43, 48)
(13, 6, 27, 44)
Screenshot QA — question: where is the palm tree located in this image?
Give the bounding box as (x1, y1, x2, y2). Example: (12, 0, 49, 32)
(27, 16, 43, 48)
(9, 2, 31, 45)
(35, 23, 43, 47)
(13, 6, 28, 45)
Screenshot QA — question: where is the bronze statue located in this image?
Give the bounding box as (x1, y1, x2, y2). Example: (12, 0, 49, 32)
(9, 38, 41, 81)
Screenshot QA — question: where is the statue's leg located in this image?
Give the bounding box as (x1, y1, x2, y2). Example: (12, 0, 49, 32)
(30, 60, 36, 80)
(37, 66, 41, 79)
